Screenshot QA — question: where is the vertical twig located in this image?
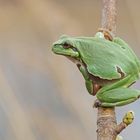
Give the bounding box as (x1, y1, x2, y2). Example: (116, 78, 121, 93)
(101, 0, 117, 35)
(96, 1, 135, 140)
(97, 0, 117, 140)
(97, 107, 117, 140)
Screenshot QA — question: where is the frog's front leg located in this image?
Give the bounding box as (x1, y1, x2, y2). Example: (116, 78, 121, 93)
(77, 64, 93, 94)
(77, 64, 100, 95)
(96, 75, 140, 107)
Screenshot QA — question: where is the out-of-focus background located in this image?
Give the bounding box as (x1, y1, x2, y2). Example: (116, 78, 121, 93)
(0, 0, 140, 140)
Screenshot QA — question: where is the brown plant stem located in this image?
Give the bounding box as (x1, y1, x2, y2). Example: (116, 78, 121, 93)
(101, 0, 117, 35)
(96, 0, 118, 140)
(96, 1, 134, 140)
(97, 107, 117, 140)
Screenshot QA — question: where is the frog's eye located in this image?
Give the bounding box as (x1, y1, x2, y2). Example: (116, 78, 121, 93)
(63, 42, 72, 49)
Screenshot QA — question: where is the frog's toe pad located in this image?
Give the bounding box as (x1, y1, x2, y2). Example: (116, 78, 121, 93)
(93, 99, 102, 108)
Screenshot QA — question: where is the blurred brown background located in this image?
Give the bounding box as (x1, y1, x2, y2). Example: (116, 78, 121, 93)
(0, 0, 140, 140)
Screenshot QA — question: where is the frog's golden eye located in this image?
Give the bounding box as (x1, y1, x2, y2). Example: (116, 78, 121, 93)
(63, 43, 71, 49)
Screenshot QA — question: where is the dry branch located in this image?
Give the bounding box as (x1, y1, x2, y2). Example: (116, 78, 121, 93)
(96, 0, 134, 140)
(97, 0, 117, 139)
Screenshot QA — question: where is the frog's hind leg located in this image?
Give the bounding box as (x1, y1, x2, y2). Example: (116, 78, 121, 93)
(98, 75, 135, 94)
(113, 37, 128, 48)
(96, 87, 140, 107)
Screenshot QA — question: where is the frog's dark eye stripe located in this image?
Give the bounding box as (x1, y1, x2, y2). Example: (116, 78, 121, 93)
(63, 43, 71, 49)
(62, 42, 78, 52)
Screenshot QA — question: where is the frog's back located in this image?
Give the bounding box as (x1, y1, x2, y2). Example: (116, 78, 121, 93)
(75, 37, 140, 80)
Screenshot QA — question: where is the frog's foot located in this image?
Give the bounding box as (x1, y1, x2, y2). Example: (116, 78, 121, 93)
(93, 99, 116, 108)
(98, 28, 114, 41)
(93, 99, 102, 108)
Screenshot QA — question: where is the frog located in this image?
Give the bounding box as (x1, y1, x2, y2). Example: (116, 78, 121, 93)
(52, 32, 140, 107)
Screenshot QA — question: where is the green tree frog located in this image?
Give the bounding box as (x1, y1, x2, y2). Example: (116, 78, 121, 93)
(52, 32, 140, 107)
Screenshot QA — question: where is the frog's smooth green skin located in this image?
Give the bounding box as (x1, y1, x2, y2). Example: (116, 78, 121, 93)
(52, 33, 140, 107)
